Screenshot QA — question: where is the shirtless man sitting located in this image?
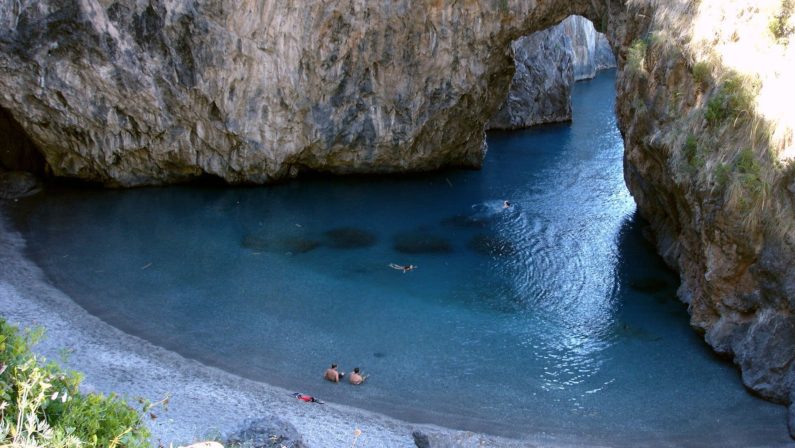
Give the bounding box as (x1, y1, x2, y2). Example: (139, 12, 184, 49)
(348, 367, 367, 385)
(324, 363, 344, 383)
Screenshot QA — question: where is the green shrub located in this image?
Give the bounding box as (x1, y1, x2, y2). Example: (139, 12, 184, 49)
(692, 61, 711, 87)
(0, 320, 150, 447)
(715, 163, 731, 188)
(735, 148, 765, 196)
(683, 135, 700, 168)
(769, 0, 794, 43)
(627, 39, 648, 75)
(705, 93, 729, 125)
(705, 72, 759, 126)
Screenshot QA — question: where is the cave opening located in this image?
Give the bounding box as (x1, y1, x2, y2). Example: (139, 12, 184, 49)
(0, 106, 48, 175)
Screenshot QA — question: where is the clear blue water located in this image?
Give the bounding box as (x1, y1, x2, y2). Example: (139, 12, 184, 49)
(12, 71, 792, 446)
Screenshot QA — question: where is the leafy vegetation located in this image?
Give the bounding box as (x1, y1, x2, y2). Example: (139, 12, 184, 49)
(705, 72, 759, 126)
(735, 148, 765, 197)
(691, 61, 711, 88)
(0, 320, 150, 447)
(683, 135, 704, 170)
(769, 0, 794, 43)
(714, 163, 731, 188)
(626, 38, 648, 75)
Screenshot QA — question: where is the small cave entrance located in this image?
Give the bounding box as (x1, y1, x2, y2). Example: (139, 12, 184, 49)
(487, 15, 617, 131)
(0, 106, 48, 175)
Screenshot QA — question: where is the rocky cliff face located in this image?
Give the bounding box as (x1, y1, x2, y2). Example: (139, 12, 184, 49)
(615, 0, 795, 437)
(0, 0, 619, 186)
(564, 15, 617, 81)
(486, 26, 575, 130)
(488, 15, 616, 130)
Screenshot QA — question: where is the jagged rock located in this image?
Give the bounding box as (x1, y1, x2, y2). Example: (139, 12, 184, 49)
(412, 430, 431, 448)
(225, 417, 305, 448)
(487, 15, 616, 130)
(594, 33, 616, 73)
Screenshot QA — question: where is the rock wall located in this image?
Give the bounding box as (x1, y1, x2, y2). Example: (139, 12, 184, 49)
(0, 0, 619, 186)
(488, 15, 616, 130)
(614, 0, 795, 437)
(564, 15, 616, 81)
(486, 26, 575, 130)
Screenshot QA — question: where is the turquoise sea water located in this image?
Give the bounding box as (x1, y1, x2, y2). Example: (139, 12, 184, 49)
(12, 71, 793, 446)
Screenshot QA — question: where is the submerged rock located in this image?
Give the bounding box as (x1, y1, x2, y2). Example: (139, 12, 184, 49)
(323, 227, 377, 249)
(440, 214, 490, 229)
(242, 234, 320, 254)
(393, 231, 453, 254)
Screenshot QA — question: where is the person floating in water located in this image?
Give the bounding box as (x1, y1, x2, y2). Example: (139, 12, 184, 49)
(389, 263, 417, 273)
(324, 363, 344, 383)
(348, 367, 368, 385)
(503, 200, 511, 209)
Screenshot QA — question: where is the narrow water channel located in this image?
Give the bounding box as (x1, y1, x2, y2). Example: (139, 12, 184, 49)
(11, 70, 791, 446)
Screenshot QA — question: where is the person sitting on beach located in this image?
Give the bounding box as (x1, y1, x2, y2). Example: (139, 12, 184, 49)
(324, 363, 344, 383)
(389, 263, 417, 273)
(348, 367, 367, 385)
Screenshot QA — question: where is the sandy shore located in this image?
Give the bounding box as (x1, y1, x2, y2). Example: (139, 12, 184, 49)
(0, 203, 605, 448)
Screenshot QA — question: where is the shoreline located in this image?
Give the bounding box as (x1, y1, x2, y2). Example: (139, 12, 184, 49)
(0, 203, 602, 448)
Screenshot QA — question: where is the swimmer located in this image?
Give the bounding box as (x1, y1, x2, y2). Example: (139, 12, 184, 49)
(324, 363, 345, 383)
(389, 263, 417, 273)
(348, 367, 368, 385)
(503, 200, 511, 209)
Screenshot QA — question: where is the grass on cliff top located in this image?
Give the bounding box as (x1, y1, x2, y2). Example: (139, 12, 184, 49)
(769, 0, 794, 43)
(704, 71, 759, 127)
(0, 319, 151, 448)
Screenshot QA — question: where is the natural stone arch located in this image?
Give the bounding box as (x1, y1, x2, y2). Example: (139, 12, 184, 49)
(0, 0, 626, 186)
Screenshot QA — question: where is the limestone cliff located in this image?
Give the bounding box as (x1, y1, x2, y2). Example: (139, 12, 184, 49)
(0, 0, 617, 186)
(615, 0, 795, 437)
(564, 15, 617, 81)
(488, 15, 616, 130)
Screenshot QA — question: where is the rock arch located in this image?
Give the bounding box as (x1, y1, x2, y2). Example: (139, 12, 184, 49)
(0, 0, 625, 185)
